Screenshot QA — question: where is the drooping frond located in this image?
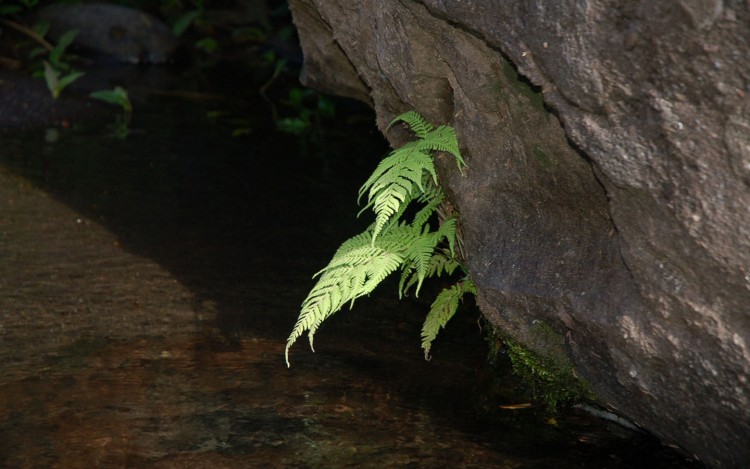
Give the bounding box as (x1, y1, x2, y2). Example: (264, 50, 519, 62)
(421, 278, 477, 360)
(399, 244, 462, 298)
(286, 223, 425, 367)
(431, 248, 462, 277)
(411, 180, 445, 228)
(434, 217, 457, 257)
(400, 226, 439, 296)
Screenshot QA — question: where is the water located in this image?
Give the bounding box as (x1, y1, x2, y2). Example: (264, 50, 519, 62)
(0, 68, 699, 467)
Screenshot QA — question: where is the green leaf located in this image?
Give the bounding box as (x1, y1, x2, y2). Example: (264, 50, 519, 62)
(277, 115, 310, 135)
(400, 249, 461, 298)
(90, 86, 131, 113)
(49, 29, 78, 67)
(285, 229, 409, 366)
(358, 146, 436, 244)
(42, 61, 59, 97)
(401, 226, 440, 296)
(29, 46, 47, 59)
(56, 70, 84, 92)
(411, 181, 444, 228)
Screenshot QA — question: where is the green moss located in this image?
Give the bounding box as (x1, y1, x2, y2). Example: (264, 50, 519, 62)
(492, 324, 593, 410)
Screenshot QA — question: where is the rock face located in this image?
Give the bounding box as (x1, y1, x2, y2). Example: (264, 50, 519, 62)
(288, 1, 750, 467)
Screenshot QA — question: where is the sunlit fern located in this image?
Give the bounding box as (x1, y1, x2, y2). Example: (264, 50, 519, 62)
(285, 111, 474, 367)
(358, 111, 465, 244)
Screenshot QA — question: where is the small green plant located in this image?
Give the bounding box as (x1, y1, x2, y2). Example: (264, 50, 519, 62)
(0, 10, 83, 98)
(285, 111, 475, 366)
(90, 86, 133, 138)
(43, 62, 83, 98)
(33, 29, 84, 98)
(275, 87, 336, 136)
(90, 86, 132, 117)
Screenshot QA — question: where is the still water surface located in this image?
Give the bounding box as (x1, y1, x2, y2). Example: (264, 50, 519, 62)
(0, 83, 699, 467)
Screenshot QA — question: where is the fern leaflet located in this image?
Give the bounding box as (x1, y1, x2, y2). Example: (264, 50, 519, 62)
(358, 146, 436, 243)
(421, 278, 477, 360)
(399, 247, 462, 298)
(387, 110, 434, 138)
(415, 126, 464, 168)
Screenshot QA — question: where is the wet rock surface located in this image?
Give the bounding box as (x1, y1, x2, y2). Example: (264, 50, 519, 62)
(288, 1, 750, 466)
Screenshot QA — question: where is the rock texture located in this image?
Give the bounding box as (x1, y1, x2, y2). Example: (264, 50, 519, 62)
(288, 0, 750, 467)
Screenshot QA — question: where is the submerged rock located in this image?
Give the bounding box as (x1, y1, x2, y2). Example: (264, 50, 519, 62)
(288, 0, 750, 467)
(36, 3, 179, 64)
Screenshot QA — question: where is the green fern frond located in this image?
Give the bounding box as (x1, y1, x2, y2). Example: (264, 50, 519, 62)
(399, 240, 462, 299)
(358, 146, 434, 202)
(434, 217, 457, 256)
(286, 111, 472, 367)
(388, 110, 434, 138)
(400, 226, 440, 296)
(427, 250, 462, 280)
(286, 224, 423, 366)
(414, 125, 464, 168)
(329, 228, 375, 259)
(358, 147, 436, 243)
(411, 181, 445, 228)
(421, 278, 477, 360)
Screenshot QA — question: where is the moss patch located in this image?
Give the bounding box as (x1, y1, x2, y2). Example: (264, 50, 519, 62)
(490, 323, 593, 410)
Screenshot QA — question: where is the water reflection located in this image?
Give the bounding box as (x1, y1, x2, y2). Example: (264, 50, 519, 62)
(0, 85, 698, 467)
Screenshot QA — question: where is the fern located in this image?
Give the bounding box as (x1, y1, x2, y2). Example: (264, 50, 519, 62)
(358, 146, 436, 243)
(399, 245, 461, 299)
(358, 113, 466, 245)
(285, 111, 472, 367)
(421, 279, 477, 360)
(388, 110, 434, 138)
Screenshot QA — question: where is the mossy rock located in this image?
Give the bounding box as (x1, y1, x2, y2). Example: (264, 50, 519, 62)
(489, 322, 593, 409)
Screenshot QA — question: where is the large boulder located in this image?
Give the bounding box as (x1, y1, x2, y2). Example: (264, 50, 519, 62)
(288, 0, 750, 467)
